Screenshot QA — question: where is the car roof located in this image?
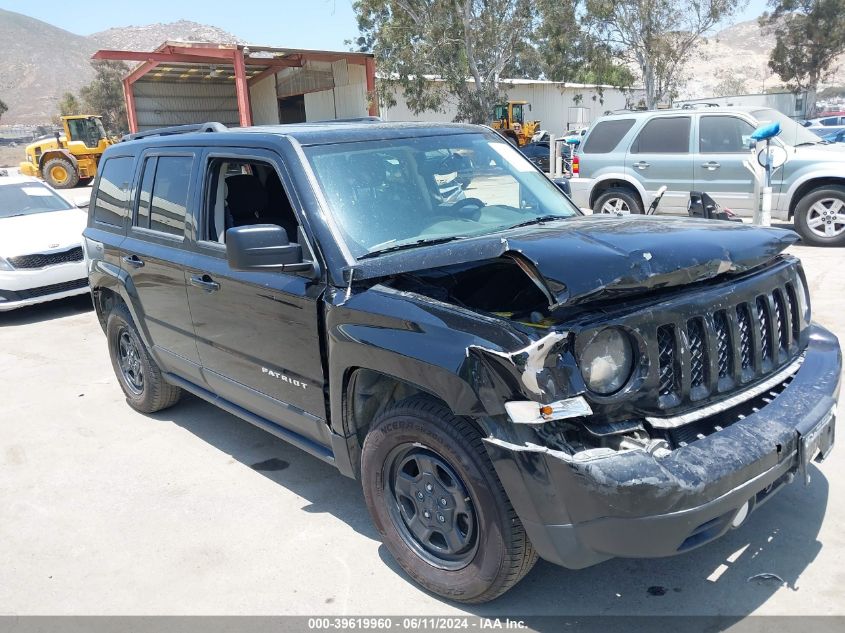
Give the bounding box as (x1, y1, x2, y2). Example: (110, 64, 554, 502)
(595, 106, 767, 121)
(117, 121, 483, 150)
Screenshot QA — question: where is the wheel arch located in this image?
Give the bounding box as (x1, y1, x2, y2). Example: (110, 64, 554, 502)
(588, 176, 646, 211)
(38, 149, 79, 173)
(787, 176, 845, 219)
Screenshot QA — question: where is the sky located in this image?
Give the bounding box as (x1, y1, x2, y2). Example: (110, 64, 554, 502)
(1, 0, 771, 50)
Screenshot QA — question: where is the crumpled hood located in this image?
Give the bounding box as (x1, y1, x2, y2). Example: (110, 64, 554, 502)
(0, 209, 87, 258)
(500, 215, 799, 306)
(351, 215, 798, 308)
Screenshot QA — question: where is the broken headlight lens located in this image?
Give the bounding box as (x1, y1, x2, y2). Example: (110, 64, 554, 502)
(579, 328, 634, 395)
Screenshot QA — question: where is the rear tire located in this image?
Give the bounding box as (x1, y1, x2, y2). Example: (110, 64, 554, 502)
(42, 157, 79, 189)
(793, 186, 845, 247)
(593, 187, 643, 215)
(361, 397, 537, 603)
(106, 303, 181, 413)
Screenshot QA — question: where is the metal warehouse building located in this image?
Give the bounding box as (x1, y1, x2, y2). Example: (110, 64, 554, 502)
(380, 79, 642, 132)
(94, 42, 377, 132)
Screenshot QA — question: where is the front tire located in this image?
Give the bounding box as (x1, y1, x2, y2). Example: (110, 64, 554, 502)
(361, 397, 537, 603)
(106, 304, 181, 413)
(794, 186, 845, 247)
(42, 157, 79, 189)
(593, 187, 643, 215)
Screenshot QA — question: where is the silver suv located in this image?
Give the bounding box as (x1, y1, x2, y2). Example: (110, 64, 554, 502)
(569, 106, 845, 246)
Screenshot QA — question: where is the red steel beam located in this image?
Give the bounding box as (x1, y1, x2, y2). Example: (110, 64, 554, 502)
(123, 78, 138, 133)
(125, 60, 159, 85)
(365, 56, 379, 117)
(233, 48, 253, 127)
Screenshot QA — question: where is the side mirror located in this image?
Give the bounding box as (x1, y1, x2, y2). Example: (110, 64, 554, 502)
(225, 224, 312, 273)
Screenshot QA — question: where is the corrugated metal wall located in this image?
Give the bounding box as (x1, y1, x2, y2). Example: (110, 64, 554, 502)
(381, 82, 638, 132)
(133, 80, 240, 130)
(249, 75, 279, 125)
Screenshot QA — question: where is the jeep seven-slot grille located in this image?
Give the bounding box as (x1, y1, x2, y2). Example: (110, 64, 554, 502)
(654, 280, 802, 408)
(8, 247, 83, 269)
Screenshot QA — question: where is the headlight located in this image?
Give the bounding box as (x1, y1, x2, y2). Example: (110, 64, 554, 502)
(579, 328, 634, 395)
(0, 256, 13, 271)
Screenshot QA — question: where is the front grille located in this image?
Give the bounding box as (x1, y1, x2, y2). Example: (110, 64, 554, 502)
(15, 278, 88, 299)
(687, 318, 707, 390)
(8, 247, 83, 269)
(652, 276, 802, 409)
(657, 325, 679, 397)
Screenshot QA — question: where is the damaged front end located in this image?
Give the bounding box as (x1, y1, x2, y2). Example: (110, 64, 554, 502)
(428, 254, 839, 569)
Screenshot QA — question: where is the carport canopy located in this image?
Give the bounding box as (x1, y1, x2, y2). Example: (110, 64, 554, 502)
(93, 42, 377, 132)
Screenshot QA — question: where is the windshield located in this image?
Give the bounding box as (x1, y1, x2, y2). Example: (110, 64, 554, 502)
(67, 117, 106, 147)
(751, 108, 822, 147)
(304, 132, 579, 259)
(0, 182, 73, 218)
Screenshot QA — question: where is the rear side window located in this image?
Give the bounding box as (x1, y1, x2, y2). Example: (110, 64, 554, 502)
(631, 117, 691, 153)
(93, 157, 133, 226)
(133, 155, 193, 238)
(581, 119, 635, 153)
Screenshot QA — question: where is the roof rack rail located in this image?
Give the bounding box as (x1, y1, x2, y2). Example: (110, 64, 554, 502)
(121, 122, 227, 142)
(679, 102, 721, 110)
(313, 116, 383, 123)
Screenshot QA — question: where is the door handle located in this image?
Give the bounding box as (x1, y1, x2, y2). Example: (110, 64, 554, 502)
(190, 274, 220, 292)
(701, 161, 721, 170)
(122, 255, 144, 268)
(633, 161, 650, 170)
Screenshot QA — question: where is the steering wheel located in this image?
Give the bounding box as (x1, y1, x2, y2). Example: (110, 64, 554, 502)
(451, 197, 486, 220)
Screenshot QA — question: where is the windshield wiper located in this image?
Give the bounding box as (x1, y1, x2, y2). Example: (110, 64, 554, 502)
(502, 214, 570, 231)
(795, 141, 819, 147)
(357, 235, 465, 259)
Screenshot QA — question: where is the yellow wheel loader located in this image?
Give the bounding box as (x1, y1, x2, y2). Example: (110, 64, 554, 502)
(490, 101, 540, 146)
(19, 115, 114, 189)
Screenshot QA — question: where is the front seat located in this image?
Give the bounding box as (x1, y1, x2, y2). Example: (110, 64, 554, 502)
(225, 174, 269, 228)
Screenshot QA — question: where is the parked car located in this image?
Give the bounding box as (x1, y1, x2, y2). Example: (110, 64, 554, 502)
(0, 175, 89, 311)
(569, 106, 845, 246)
(519, 141, 552, 171)
(804, 115, 845, 127)
(819, 128, 845, 144)
(85, 121, 839, 603)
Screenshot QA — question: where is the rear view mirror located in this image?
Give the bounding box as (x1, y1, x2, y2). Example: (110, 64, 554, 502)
(225, 225, 312, 273)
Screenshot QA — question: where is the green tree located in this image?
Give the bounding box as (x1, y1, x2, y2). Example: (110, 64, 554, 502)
(760, 0, 845, 116)
(79, 61, 129, 133)
(352, 0, 539, 123)
(587, 0, 742, 108)
(58, 92, 82, 117)
(0, 97, 7, 123)
(713, 74, 749, 96)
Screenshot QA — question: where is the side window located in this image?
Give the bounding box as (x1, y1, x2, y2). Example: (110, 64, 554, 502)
(630, 117, 691, 154)
(203, 158, 299, 245)
(699, 116, 756, 153)
(150, 157, 192, 236)
(93, 156, 133, 226)
(133, 155, 192, 238)
(581, 119, 635, 154)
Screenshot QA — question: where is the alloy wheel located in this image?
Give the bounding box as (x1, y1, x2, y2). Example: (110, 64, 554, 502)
(806, 198, 845, 238)
(117, 329, 144, 395)
(600, 197, 631, 215)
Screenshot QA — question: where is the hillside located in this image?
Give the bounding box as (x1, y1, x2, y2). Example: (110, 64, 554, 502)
(0, 9, 241, 125)
(680, 18, 845, 98)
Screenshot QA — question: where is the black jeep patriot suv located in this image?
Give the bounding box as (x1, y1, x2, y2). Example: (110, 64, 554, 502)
(84, 120, 840, 603)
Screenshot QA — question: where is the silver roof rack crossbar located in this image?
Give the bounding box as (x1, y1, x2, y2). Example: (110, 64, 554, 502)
(121, 122, 227, 142)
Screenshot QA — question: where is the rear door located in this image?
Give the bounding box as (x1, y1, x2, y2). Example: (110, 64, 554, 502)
(625, 115, 694, 213)
(694, 114, 757, 214)
(122, 149, 203, 384)
(184, 148, 331, 449)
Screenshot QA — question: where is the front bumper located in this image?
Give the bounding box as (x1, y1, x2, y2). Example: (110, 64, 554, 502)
(484, 323, 841, 569)
(0, 262, 89, 311)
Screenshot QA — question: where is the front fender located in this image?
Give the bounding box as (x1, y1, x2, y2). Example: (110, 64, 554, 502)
(324, 284, 534, 437)
(782, 168, 845, 215)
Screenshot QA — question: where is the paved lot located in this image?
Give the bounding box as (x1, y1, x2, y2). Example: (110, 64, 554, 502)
(1, 203, 844, 617)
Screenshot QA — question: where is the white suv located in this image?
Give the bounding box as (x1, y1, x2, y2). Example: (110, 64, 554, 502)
(0, 176, 89, 311)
